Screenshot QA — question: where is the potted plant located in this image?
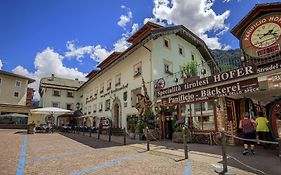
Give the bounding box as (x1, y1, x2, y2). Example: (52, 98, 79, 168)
(181, 60, 199, 83)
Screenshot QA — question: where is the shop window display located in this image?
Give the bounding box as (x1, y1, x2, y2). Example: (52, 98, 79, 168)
(181, 100, 215, 131)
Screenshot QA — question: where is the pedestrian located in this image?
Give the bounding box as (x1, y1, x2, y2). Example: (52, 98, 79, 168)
(239, 112, 256, 155)
(255, 111, 270, 148)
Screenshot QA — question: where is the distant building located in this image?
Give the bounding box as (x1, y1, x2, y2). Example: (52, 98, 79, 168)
(0, 70, 35, 126)
(39, 74, 84, 110)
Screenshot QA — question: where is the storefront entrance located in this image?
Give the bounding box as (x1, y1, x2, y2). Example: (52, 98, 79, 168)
(113, 104, 120, 128)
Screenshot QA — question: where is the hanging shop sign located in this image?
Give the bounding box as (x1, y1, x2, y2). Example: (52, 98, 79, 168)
(241, 13, 281, 58)
(157, 65, 257, 97)
(161, 78, 259, 105)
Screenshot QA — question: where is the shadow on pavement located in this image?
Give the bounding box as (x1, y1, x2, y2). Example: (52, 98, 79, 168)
(59, 132, 122, 149)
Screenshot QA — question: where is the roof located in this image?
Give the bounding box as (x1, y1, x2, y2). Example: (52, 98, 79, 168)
(127, 22, 163, 44)
(97, 52, 122, 70)
(79, 22, 217, 90)
(0, 70, 35, 84)
(86, 70, 99, 79)
(40, 76, 84, 90)
(231, 2, 281, 38)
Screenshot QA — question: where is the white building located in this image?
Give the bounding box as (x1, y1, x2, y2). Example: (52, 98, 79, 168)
(39, 22, 216, 129)
(76, 22, 216, 128)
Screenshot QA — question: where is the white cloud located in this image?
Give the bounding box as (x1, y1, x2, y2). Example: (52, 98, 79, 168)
(223, 0, 230, 2)
(146, 0, 231, 50)
(65, 41, 110, 63)
(131, 23, 139, 35)
(117, 6, 133, 29)
(12, 47, 87, 100)
(0, 59, 3, 70)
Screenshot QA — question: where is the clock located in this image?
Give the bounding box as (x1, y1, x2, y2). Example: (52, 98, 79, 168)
(241, 13, 281, 58)
(250, 22, 281, 48)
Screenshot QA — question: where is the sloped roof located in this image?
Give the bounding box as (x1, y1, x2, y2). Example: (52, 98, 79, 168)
(127, 22, 163, 44)
(97, 52, 122, 70)
(40, 76, 84, 90)
(231, 2, 281, 38)
(0, 70, 35, 84)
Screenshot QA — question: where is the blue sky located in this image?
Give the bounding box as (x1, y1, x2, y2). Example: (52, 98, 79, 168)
(0, 0, 278, 99)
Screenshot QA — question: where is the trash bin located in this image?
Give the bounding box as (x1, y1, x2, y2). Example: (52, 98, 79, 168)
(27, 124, 35, 134)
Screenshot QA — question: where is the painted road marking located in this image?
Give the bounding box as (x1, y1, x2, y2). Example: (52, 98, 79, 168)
(184, 162, 192, 175)
(69, 153, 145, 175)
(16, 135, 28, 175)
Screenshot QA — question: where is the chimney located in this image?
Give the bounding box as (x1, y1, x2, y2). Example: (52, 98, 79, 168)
(51, 74, 55, 80)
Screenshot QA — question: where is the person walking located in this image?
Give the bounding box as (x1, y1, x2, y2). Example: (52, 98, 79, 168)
(255, 111, 270, 148)
(239, 112, 256, 155)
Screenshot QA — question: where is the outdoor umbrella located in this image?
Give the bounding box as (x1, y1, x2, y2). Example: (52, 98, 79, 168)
(30, 107, 73, 115)
(30, 107, 73, 125)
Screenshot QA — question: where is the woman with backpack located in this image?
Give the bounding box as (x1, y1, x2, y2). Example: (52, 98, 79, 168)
(239, 112, 256, 155)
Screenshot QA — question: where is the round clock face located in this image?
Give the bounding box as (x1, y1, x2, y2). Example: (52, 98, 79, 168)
(250, 22, 281, 48)
(241, 13, 281, 58)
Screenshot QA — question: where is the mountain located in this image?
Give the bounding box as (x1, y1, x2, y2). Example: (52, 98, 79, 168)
(211, 48, 241, 64)
(211, 49, 242, 71)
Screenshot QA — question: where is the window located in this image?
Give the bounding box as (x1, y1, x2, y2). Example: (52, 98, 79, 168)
(191, 53, 195, 60)
(52, 102, 60, 108)
(53, 90, 60, 97)
(164, 60, 173, 75)
(105, 99, 111, 111)
(0, 78, 2, 85)
(182, 100, 215, 131)
(99, 102, 103, 112)
(107, 79, 112, 91)
(179, 45, 184, 56)
(164, 38, 170, 48)
(131, 88, 141, 107)
(14, 91, 19, 98)
(133, 62, 142, 77)
(93, 104, 97, 113)
(94, 88, 98, 96)
(88, 106, 92, 114)
(115, 74, 121, 86)
(66, 103, 73, 110)
(100, 83, 104, 93)
(15, 80, 21, 88)
(67, 91, 74, 98)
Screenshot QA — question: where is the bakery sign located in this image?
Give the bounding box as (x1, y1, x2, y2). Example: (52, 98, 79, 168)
(157, 65, 256, 97)
(241, 13, 281, 58)
(161, 78, 259, 105)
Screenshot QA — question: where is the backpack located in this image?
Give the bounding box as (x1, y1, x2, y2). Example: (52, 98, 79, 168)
(241, 119, 255, 133)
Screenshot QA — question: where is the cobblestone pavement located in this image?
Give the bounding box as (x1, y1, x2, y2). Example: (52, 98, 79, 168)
(1, 129, 255, 175)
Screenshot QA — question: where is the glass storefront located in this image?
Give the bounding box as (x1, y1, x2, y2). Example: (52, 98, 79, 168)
(181, 100, 215, 131)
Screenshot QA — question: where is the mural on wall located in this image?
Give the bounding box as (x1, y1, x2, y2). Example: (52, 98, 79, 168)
(136, 77, 152, 116)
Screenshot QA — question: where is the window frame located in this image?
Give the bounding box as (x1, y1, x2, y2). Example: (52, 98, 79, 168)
(67, 91, 74, 98)
(107, 79, 112, 91)
(115, 73, 121, 86)
(163, 60, 173, 75)
(163, 37, 171, 49)
(53, 89, 61, 97)
(15, 80, 21, 88)
(52, 102, 60, 108)
(14, 91, 20, 98)
(178, 45, 185, 56)
(100, 83, 104, 94)
(133, 62, 142, 77)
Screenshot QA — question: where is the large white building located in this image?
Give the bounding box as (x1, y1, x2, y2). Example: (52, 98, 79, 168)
(39, 22, 216, 129)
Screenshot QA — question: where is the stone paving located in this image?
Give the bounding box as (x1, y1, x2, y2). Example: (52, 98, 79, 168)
(1, 129, 255, 175)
